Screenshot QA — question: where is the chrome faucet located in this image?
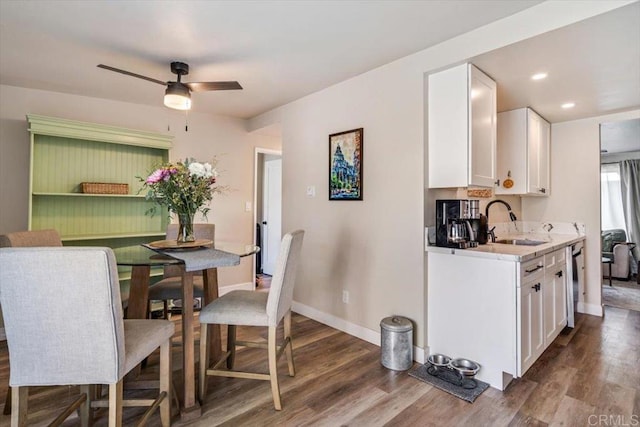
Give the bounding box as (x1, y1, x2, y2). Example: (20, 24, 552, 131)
(485, 200, 517, 242)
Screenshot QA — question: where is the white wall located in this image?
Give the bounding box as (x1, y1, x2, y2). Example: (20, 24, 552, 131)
(249, 1, 632, 351)
(0, 84, 280, 286)
(523, 109, 640, 316)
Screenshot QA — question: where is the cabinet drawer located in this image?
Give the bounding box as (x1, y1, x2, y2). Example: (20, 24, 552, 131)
(522, 257, 544, 281)
(545, 249, 566, 271)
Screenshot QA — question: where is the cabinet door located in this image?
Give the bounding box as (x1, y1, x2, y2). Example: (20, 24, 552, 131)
(428, 63, 469, 188)
(543, 274, 557, 343)
(554, 267, 567, 331)
(538, 116, 550, 195)
(519, 278, 544, 375)
(527, 110, 550, 195)
(544, 266, 568, 346)
(468, 64, 497, 188)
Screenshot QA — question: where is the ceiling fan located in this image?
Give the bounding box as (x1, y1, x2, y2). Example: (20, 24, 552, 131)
(97, 61, 242, 110)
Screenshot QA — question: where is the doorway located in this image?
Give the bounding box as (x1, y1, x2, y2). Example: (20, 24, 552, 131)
(599, 118, 640, 312)
(254, 149, 282, 280)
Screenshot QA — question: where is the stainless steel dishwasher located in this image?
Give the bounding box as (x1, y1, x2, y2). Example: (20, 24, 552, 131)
(566, 241, 584, 328)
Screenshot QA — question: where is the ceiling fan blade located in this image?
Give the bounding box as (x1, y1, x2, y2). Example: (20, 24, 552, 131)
(185, 81, 243, 91)
(97, 64, 167, 86)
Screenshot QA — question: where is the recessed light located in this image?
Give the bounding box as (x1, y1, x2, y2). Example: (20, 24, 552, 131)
(531, 73, 547, 80)
(561, 102, 575, 109)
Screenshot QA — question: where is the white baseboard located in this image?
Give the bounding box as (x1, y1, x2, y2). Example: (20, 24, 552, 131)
(292, 301, 426, 364)
(219, 281, 254, 296)
(577, 302, 603, 317)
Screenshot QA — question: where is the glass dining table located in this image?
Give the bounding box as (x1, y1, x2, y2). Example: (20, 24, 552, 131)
(114, 242, 259, 420)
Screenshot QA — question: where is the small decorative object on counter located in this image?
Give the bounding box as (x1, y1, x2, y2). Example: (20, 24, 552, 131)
(139, 157, 226, 243)
(380, 316, 413, 371)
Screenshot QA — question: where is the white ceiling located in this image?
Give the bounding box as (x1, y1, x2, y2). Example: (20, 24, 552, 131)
(0, 1, 638, 127)
(1, 0, 541, 119)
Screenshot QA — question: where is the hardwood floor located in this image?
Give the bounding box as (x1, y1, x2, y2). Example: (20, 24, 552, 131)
(0, 306, 638, 426)
(602, 277, 640, 312)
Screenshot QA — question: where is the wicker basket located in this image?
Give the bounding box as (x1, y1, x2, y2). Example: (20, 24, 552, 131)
(80, 182, 129, 195)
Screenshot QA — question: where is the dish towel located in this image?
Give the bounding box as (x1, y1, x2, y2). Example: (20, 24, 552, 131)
(143, 245, 241, 272)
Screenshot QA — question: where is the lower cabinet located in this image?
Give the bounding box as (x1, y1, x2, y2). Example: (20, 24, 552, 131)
(544, 249, 568, 345)
(518, 250, 568, 376)
(518, 275, 544, 375)
(428, 247, 570, 389)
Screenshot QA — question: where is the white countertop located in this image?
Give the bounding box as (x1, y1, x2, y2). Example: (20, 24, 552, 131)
(426, 233, 585, 262)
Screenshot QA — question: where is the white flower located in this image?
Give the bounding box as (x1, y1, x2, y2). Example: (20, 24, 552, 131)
(188, 162, 207, 178)
(189, 161, 217, 179)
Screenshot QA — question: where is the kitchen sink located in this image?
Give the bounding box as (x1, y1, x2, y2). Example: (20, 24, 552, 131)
(495, 239, 546, 246)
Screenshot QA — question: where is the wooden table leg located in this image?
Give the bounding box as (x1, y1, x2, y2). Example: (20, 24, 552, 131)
(127, 265, 151, 319)
(124, 266, 151, 379)
(203, 268, 222, 362)
(180, 269, 201, 420)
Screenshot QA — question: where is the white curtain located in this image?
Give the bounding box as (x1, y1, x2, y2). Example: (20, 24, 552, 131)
(601, 163, 627, 231)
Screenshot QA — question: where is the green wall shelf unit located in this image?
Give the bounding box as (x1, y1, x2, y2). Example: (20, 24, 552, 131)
(27, 114, 173, 296)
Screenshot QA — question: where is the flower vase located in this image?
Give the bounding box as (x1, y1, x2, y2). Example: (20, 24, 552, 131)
(177, 213, 196, 244)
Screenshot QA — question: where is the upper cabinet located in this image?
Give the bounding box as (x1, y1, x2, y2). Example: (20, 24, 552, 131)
(428, 63, 497, 188)
(496, 108, 550, 196)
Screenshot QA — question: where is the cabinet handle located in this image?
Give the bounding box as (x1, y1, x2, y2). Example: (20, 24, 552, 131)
(539, 188, 546, 194)
(531, 283, 541, 292)
(526, 265, 543, 274)
(495, 179, 500, 187)
(556, 271, 563, 278)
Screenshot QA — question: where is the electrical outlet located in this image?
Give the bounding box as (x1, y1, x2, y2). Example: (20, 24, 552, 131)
(342, 290, 349, 304)
(245, 201, 252, 212)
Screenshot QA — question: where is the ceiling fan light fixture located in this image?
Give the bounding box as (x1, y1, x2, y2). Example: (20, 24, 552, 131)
(164, 82, 191, 110)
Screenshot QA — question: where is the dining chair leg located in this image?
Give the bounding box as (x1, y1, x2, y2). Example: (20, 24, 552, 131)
(163, 300, 169, 319)
(3, 386, 11, 415)
(108, 381, 123, 427)
(198, 323, 209, 402)
(284, 311, 295, 376)
(267, 326, 282, 411)
(159, 340, 171, 427)
(11, 386, 28, 427)
(79, 385, 91, 427)
(226, 325, 236, 369)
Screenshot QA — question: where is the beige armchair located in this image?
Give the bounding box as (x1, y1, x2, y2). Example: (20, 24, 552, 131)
(0, 247, 173, 426)
(0, 229, 63, 416)
(602, 229, 636, 280)
(199, 229, 304, 410)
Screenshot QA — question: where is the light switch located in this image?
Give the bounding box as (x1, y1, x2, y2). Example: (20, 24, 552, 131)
(245, 201, 252, 212)
(306, 186, 316, 197)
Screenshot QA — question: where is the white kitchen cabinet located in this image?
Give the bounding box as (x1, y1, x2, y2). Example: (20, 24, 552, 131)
(517, 257, 545, 375)
(427, 240, 578, 390)
(496, 108, 550, 196)
(543, 249, 568, 345)
(427, 252, 517, 391)
(428, 63, 497, 188)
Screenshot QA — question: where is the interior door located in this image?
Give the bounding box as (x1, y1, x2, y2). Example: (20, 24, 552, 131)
(262, 158, 282, 275)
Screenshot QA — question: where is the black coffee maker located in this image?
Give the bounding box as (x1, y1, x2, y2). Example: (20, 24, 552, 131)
(435, 199, 488, 248)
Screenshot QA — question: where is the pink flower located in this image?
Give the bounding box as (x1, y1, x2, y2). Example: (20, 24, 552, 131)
(146, 169, 165, 184)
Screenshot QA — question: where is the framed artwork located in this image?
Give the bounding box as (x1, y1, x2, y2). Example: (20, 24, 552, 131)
(329, 128, 363, 201)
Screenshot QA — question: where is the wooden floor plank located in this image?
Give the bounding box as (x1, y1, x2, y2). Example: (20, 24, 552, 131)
(1, 308, 638, 426)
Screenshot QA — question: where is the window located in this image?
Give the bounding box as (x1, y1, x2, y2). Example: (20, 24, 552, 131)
(601, 163, 627, 231)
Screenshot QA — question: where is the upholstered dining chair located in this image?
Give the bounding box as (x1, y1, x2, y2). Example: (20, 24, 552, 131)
(148, 223, 216, 318)
(198, 229, 304, 410)
(0, 229, 63, 416)
(0, 247, 173, 426)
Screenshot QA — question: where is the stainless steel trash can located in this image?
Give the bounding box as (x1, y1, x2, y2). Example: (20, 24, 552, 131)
(380, 316, 413, 370)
